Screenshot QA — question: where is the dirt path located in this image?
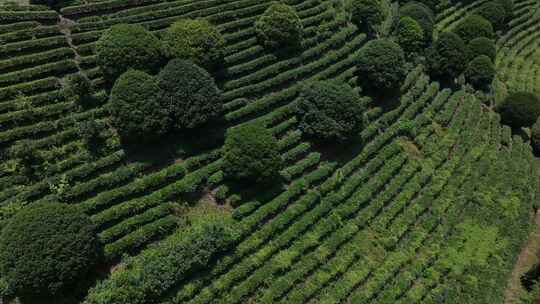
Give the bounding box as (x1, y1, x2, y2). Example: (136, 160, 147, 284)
(505, 210, 540, 303)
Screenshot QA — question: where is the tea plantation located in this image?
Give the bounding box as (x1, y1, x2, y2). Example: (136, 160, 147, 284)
(1, 0, 540, 303)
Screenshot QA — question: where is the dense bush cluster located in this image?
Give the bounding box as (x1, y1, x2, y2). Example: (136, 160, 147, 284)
(223, 122, 282, 183)
(0, 203, 100, 301)
(162, 19, 225, 70)
(350, 0, 385, 35)
(96, 24, 163, 83)
(477, 1, 507, 29)
(427, 32, 467, 79)
(296, 80, 365, 142)
(85, 220, 237, 304)
(255, 3, 303, 49)
(497, 92, 540, 128)
(356, 39, 406, 91)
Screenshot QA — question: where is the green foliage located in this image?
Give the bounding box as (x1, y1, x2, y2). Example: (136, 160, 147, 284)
(254, 3, 303, 49)
(162, 18, 225, 70)
(0, 203, 100, 300)
(400, 1, 434, 43)
(468, 37, 496, 61)
(453, 15, 494, 42)
(296, 80, 365, 142)
(496, 0, 514, 16)
(355, 38, 406, 90)
(157, 59, 222, 130)
(110, 70, 168, 143)
(63, 73, 93, 107)
(96, 24, 163, 82)
(77, 119, 103, 151)
(349, 0, 385, 35)
(84, 220, 237, 304)
(477, 1, 507, 29)
(427, 32, 467, 79)
(396, 16, 425, 54)
(223, 122, 283, 183)
(531, 117, 540, 154)
(497, 92, 540, 128)
(465, 55, 496, 89)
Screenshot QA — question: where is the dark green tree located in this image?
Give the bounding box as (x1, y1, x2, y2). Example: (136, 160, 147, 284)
(468, 37, 496, 61)
(427, 32, 468, 79)
(453, 15, 494, 42)
(465, 55, 496, 89)
(531, 116, 540, 155)
(497, 92, 540, 128)
(350, 0, 385, 35)
(477, 1, 507, 29)
(296, 80, 365, 142)
(157, 60, 222, 130)
(355, 39, 406, 91)
(110, 70, 169, 143)
(96, 24, 163, 82)
(63, 73, 93, 107)
(400, 1, 435, 43)
(223, 122, 282, 183)
(162, 18, 225, 70)
(254, 3, 303, 49)
(396, 16, 425, 54)
(0, 203, 100, 302)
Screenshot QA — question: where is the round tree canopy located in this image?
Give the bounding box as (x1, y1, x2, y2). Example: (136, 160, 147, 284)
(96, 23, 163, 82)
(396, 16, 425, 53)
(0, 203, 100, 300)
(477, 2, 507, 29)
(498, 92, 540, 128)
(453, 15, 494, 42)
(157, 60, 222, 130)
(468, 37, 496, 61)
(162, 19, 225, 70)
(296, 80, 365, 142)
(400, 1, 435, 43)
(427, 32, 467, 79)
(350, 0, 385, 35)
(356, 38, 406, 91)
(223, 122, 282, 183)
(255, 3, 303, 49)
(110, 69, 169, 143)
(465, 55, 496, 89)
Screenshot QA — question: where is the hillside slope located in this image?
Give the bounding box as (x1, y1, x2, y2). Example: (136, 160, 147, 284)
(0, 0, 539, 303)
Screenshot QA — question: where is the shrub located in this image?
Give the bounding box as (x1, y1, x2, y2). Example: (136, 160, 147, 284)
(468, 37, 496, 61)
(465, 55, 496, 89)
(396, 16, 425, 54)
(254, 3, 303, 49)
(30, 0, 55, 5)
(497, 92, 540, 128)
(63, 73, 93, 105)
(0, 203, 99, 300)
(427, 32, 467, 79)
(223, 122, 282, 183)
(157, 60, 222, 130)
(453, 15, 494, 42)
(349, 0, 385, 35)
(96, 24, 163, 82)
(77, 119, 102, 151)
(162, 19, 225, 70)
(400, 1, 434, 43)
(356, 39, 406, 91)
(477, 1, 507, 29)
(110, 70, 168, 143)
(296, 80, 365, 142)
